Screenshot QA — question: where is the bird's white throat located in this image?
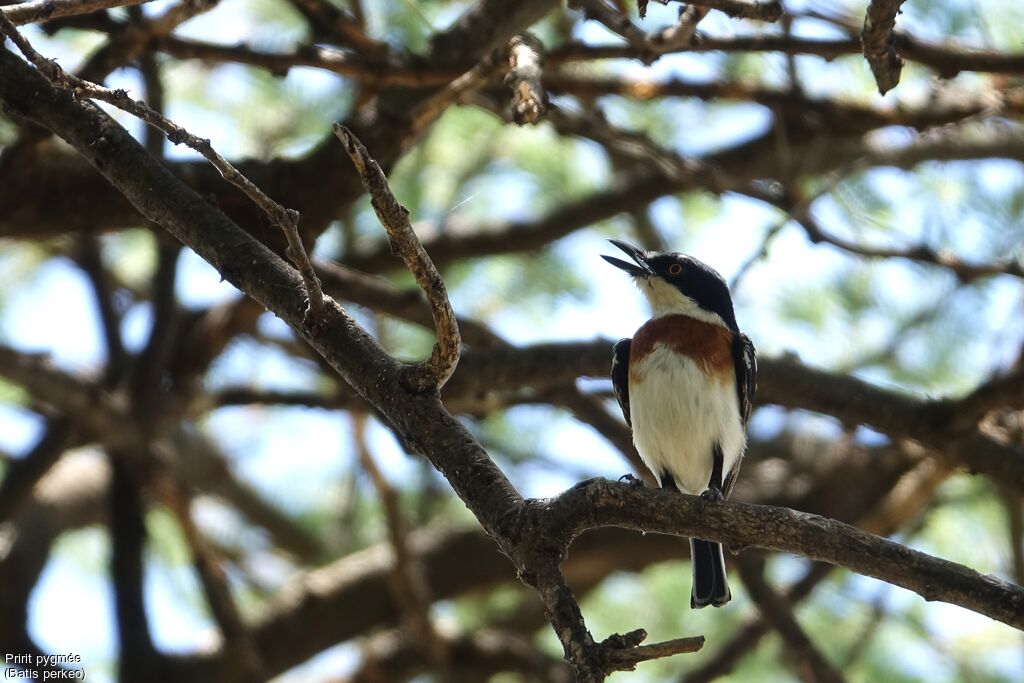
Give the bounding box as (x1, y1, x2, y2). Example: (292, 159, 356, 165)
(636, 277, 728, 328)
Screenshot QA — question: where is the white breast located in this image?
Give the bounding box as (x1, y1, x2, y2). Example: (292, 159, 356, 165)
(630, 344, 745, 495)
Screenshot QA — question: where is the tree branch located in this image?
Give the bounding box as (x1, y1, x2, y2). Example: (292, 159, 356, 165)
(0, 14, 326, 321)
(542, 479, 1024, 630)
(333, 124, 461, 391)
(861, 0, 908, 94)
(1, 0, 151, 25)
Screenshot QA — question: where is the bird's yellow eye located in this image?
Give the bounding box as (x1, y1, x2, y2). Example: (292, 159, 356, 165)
(668, 263, 683, 276)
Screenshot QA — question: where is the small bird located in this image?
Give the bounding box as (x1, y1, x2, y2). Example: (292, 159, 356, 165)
(603, 239, 756, 608)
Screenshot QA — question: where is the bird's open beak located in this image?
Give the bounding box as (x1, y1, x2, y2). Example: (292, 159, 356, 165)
(602, 239, 652, 278)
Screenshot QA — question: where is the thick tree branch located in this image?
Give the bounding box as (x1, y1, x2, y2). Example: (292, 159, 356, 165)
(541, 479, 1024, 630)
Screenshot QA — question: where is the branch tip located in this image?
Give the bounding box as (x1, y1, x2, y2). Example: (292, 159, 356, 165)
(333, 122, 461, 391)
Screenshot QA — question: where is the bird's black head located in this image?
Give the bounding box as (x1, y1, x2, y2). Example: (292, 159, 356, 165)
(602, 239, 739, 332)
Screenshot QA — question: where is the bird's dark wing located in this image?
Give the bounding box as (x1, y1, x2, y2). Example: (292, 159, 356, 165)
(732, 332, 757, 427)
(611, 338, 632, 429)
(724, 332, 757, 497)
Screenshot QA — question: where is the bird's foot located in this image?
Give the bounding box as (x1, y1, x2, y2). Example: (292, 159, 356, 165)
(618, 473, 645, 488)
(699, 486, 724, 508)
(701, 486, 724, 501)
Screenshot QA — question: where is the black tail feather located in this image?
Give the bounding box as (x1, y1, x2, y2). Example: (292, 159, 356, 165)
(690, 538, 731, 608)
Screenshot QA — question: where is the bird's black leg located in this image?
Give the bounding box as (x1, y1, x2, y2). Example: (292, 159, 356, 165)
(619, 473, 645, 488)
(701, 445, 725, 502)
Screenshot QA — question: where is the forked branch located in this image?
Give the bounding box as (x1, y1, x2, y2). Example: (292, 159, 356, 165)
(333, 123, 462, 391)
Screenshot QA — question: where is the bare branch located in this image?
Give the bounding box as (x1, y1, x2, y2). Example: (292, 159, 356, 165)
(333, 123, 461, 391)
(861, 0, 908, 94)
(603, 633, 705, 670)
(649, 5, 709, 51)
(0, 14, 325, 323)
(404, 50, 505, 141)
(684, 457, 950, 683)
(793, 205, 1024, 283)
(543, 479, 1024, 631)
(1, 0, 152, 25)
(551, 32, 1024, 78)
(347, 627, 572, 682)
(578, 0, 653, 59)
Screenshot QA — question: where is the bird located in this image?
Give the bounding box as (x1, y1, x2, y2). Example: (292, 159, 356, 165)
(602, 239, 756, 608)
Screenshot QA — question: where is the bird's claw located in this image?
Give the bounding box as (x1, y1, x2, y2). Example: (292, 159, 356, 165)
(700, 486, 724, 506)
(618, 473, 645, 488)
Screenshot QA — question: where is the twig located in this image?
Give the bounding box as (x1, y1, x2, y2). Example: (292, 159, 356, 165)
(799, 218, 1024, 282)
(861, 0, 908, 94)
(287, 0, 384, 54)
(333, 123, 461, 391)
(0, 14, 325, 324)
(578, 0, 654, 60)
(404, 51, 504, 141)
(649, 5, 709, 50)
(550, 32, 1024, 78)
(506, 33, 548, 124)
(603, 632, 705, 670)
(10, 36, 1024, 680)
(1, 0, 152, 25)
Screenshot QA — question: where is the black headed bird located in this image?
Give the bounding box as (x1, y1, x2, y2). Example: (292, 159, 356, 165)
(603, 239, 756, 608)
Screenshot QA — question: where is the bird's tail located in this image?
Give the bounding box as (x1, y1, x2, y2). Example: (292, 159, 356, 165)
(689, 538, 731, 608)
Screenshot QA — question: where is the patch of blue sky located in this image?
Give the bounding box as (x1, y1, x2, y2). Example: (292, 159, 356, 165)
(0, 257, 103, 371)
(143, 559, 215, 653)
(0, 404, 44, 455)
(272, 643, 360, 682)
(175, 248, 243, 308)
(29, 528, 116, 682)
(174, 0, 306, 47)
(205, 335, 322, 391)
(542, 416, 628, 490)
(202, 405, 350, 514)
(117, 302, 154, 354)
